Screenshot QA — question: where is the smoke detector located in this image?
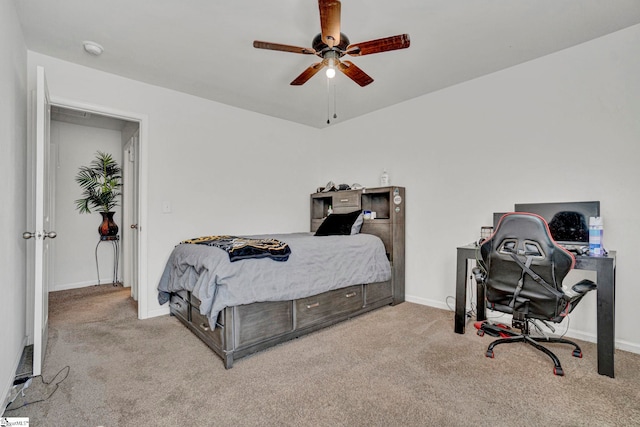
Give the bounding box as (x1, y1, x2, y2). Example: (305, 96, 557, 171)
(83, 41, 104, 56)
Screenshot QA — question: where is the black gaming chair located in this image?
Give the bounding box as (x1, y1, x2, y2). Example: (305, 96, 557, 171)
(473, 212, 597, 376)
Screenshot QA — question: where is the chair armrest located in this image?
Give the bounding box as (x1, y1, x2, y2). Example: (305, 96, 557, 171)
(571, 279, 597, 295)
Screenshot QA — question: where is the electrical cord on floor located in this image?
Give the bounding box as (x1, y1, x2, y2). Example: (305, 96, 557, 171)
(3, 378, 32, 413)
(466, 275, 478, 320)
(445, 295, 456, 312)
(445, 267, 480, 320)
(529, 315, 571, 339)
(3, 366, 70, 413)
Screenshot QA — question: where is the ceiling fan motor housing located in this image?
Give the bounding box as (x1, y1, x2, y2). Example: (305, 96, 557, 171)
(312, 33, 350, 56)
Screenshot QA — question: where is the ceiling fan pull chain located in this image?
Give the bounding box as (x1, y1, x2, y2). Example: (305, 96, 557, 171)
(333, 84, 337, 119)
(327, 78, 331, 124)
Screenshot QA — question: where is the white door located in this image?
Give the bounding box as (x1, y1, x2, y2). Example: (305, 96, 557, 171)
(24, 66, 55, 376)
(123, 135, 140, 300)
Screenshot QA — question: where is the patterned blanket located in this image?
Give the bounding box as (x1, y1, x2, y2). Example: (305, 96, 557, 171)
(181, 235, 291, 262)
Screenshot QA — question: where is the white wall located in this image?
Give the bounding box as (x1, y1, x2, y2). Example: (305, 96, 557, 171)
(26, 51, 323, 320)
(25, 22, 640, 356)
(320, 24, 640, 351)
(0, 0, 28, 409)
(51, 121, 123, 290)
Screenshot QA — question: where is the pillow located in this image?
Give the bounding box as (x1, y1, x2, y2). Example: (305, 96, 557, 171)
(351, 212, 364, 235)
(315, 210, 362, 236)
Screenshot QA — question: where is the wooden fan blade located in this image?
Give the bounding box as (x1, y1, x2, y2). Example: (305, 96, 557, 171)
(319, 0, 341, 47)
(346, 34, 410, 56)
(337, 60, 373, 87)
(290, 62, 326, 86)
(253, 41, 316, 55)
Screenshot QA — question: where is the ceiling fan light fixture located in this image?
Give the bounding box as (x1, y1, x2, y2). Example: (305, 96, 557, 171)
(326, 66, 336, 79)
(83, 41, 104, 56)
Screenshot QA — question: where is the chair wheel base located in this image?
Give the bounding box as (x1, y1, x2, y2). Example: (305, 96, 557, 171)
(553, 366, 564, 376)
(572, 349, 582, 358)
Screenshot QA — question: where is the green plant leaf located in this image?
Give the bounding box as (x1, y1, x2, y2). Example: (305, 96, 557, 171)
(74, 151, 122, 214)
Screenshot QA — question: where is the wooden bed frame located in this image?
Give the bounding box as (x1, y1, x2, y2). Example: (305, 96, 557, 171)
(168, 186, 405, 368)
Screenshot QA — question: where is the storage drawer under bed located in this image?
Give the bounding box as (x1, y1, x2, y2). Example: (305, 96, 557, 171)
(173, 283, 386, 367)
(190, 293, 225, 327)
(189, 295, 294, 350)
(169, 291, 190, 322)
(295, 285, 363, 329)
(234, 300, 293, 347)
(189, 293, 225, 348)
(190, 306, 224, 349)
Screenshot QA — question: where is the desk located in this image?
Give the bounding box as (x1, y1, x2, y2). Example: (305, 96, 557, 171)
(455, 243, 616, 378)
(96, 235, 120, 286)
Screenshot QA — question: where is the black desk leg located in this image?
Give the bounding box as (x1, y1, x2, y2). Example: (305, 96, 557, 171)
(455, 247, 486, 334)
(455, 249, 468, 334)
(596, 262, 615, 378)
(476, 278, 485, 322)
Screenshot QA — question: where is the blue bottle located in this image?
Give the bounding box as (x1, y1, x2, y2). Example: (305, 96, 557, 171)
(588, 217, 603, 256)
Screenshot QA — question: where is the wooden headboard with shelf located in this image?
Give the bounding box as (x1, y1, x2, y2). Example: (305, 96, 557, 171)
(310, 186, 405, 303)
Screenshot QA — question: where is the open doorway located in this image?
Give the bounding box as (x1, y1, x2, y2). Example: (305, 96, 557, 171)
(25, 67, 149, 381)
(47, 102, 145, 314)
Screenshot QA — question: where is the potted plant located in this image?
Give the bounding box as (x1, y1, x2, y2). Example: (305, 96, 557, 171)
(74, 151, 122, 238)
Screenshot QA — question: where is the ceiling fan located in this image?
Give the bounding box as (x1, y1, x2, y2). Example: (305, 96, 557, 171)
(253, 0, 410, 87)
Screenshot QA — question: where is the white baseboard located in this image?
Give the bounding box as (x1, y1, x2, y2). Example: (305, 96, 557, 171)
(613, 338, 640, 354)
(564, 329, 640, 354)
(405, 294, 640, 355)
(52, 280, 130, 292)
(52, 280, 97, 292)
(405, 295, 450, 311)
(562, 328, 597, 345)
(143, 306, 170, 320)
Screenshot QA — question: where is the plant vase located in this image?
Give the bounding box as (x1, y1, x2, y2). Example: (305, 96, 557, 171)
(99, 212, 119, 238)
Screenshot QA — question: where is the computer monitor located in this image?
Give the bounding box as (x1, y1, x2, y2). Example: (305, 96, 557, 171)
(493, 212, 507, 230)
(513, 201, 600, 248)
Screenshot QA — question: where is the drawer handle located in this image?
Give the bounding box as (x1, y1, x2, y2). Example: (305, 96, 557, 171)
(306, 302, 320, 309)
(340, 198, 349, 202)
(345, 292, 357, 298)
(170, 301, 183, 309)
(199, 322, 210, 332)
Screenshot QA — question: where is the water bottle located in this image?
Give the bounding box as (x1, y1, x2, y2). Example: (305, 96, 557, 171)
(380, 169, 389, 186)
(589, 217, 603, 256)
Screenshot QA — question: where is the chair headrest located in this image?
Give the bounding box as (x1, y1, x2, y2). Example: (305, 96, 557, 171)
(481, 212, 575, 270)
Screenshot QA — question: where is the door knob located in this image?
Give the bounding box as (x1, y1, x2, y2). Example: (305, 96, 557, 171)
(22, 231, 57, 239)
(130, 224, 138, 229)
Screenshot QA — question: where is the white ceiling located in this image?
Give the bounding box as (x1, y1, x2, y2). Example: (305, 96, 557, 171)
(16, 0, 640, 129)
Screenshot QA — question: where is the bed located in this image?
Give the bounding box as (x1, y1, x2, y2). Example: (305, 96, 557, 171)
(157, 186, 405, 368)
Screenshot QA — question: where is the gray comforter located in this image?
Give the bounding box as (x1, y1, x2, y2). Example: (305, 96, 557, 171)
(157, 232, 391, 325)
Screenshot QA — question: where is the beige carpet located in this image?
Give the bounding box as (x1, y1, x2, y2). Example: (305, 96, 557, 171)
(5, 284, 640, 426)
